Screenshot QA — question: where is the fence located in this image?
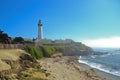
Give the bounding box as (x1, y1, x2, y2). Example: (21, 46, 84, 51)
(0, 43, 64, 49)
(0, 44, 24, 49)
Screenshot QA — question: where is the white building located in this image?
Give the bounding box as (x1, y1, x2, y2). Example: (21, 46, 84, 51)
(38, 20, 42, 40)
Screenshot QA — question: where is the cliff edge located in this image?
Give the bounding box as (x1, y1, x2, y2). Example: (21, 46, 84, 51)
(0, 49, 49, 80)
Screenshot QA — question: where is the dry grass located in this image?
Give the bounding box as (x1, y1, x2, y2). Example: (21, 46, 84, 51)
(0, 59, 11, 71)
(0, 49, 27, 60)
(0, 49, 27, 71)
(20, 68, 51, 80)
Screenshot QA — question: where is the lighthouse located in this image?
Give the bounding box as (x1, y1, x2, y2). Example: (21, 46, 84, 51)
(38, 20, 42, 40)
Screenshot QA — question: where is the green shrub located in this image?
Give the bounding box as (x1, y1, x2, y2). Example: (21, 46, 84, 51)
(33, 47, 43, 59)
(24, 46, 43, 59)
(24, 46, 56, 58)
(41, 46, 55, 57)
(54, 46, 66, 52)
(24, 42, 92, 58)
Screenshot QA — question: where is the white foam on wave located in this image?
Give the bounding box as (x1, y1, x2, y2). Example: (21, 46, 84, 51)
(78, 58, 120, 77)
(100, 53, 111, 57)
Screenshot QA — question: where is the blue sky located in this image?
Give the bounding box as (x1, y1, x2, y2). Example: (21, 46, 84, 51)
(0, 0, 120, 47)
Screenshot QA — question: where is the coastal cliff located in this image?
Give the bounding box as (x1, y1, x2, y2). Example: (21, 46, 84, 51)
(0, 49, 48, 80)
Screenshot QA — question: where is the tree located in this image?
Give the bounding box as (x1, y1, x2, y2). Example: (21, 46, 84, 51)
(13, 37, 24, 44)
(0, 29, 11, 44)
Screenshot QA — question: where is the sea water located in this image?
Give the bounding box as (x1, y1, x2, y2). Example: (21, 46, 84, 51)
(78, 48, 120, 77)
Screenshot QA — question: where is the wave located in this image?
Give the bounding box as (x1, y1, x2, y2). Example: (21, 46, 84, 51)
(78, 58, 120, 77)
(99, 53, 111, 57)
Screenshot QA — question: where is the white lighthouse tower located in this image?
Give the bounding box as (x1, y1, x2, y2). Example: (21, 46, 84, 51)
(38, 20, 42, 40)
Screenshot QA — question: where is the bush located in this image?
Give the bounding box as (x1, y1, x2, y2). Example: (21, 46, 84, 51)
(24, 46, 43, 59)
(41, 46, 55, 57)
(24, 46, 56, 58)
(54, 46, 66, 53)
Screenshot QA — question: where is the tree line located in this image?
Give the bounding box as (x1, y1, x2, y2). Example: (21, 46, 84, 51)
(0, 29, 25, 44)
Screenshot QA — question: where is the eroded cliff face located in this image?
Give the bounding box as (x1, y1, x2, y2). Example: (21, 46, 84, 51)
(0, 49, 42, 80)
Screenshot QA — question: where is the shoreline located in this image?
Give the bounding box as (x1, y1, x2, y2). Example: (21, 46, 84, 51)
(77, 56, 120, 80)
(94, 68, 120, 80)
(38, 56, 106, 80)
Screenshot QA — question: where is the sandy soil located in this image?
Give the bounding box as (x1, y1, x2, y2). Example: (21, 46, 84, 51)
(38, 56, 106, 80)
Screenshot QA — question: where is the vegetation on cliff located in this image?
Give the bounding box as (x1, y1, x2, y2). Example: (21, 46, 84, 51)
(54, 42, 92, 52)
(24, 46, 44, 59)
(52, 42, 92, 56)
(41, 46, 55, 57)
(24, 42, 92, 59)
(24, 46, 56, 59)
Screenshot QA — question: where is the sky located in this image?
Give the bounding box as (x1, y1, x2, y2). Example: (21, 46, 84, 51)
(0, 0, 120, 48)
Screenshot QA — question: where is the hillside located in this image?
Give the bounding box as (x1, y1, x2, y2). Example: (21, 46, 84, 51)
(42, 42, 93, 56)
(0, 49, 50, 80)
(23, 42, 93, 60)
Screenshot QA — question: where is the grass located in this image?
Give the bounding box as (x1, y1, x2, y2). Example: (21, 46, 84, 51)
(20, 68, 50, 80)
(0, 49, 26, 71)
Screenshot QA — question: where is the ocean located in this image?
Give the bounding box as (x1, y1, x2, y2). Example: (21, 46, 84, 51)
(78, 48, 120, 77)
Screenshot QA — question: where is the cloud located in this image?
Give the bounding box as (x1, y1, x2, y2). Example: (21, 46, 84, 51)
(83, 37, 120, 48)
